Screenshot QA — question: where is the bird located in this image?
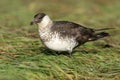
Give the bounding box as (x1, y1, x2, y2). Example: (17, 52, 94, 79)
(30, 13, 113, 57)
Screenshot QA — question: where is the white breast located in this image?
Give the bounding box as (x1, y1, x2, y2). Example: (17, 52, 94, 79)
(44, 33, 78, 51)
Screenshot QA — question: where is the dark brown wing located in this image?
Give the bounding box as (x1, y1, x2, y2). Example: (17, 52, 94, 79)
(51, 21, 94, 44)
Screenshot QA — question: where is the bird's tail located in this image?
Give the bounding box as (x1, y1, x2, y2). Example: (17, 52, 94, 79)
(88, 28, 114, 41)
(89, 32, 109, 41)
(94, 28, 115, 31)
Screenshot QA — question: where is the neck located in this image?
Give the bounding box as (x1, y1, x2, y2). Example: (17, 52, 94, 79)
(37, 15, 53, 28)
(37, 15, 53, 41)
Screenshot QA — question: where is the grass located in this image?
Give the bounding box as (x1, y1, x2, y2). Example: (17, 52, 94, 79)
(0, 0, 120, 80)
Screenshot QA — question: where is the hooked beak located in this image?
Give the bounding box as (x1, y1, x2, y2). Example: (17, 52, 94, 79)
(30, 20, 35, 25)
(30, 19, 38, 25)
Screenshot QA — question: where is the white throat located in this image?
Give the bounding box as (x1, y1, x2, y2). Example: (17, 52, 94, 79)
(38, 15, 53, 41)
(37, 15, 52, 28)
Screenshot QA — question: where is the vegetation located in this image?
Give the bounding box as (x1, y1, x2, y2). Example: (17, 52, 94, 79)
(0, 0, 120, 80)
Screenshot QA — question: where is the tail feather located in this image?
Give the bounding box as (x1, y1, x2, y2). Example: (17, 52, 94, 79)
(89, 32, 109, 41)
(88, 27, 114, 41)
(94, 28, 115, 31)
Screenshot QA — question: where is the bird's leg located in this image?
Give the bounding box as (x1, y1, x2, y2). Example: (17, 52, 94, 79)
(68, 50, 73, 58)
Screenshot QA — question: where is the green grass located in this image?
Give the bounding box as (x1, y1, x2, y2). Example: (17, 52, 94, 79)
(0, 0, 120, 80)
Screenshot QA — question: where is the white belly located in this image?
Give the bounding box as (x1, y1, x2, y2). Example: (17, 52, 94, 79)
(39, 30, 78, 51)
(44, 37, 78, 51)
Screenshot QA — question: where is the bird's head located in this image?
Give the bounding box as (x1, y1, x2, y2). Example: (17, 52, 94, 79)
(30, 13, 46, 25)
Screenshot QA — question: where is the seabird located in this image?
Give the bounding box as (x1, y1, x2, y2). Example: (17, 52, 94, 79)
(30, 13, 113, 57)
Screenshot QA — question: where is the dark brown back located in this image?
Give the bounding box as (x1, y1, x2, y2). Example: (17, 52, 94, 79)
(51, 21, 94, 44)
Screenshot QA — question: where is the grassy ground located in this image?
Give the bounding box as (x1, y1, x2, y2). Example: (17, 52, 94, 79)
(0, 0, 120, 80)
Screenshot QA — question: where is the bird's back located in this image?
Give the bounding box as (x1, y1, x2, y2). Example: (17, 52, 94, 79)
(51, 21, 94, 44)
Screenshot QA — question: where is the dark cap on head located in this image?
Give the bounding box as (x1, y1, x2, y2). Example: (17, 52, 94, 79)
(34, 13, 46, 18)
(30, 13, 46, 25)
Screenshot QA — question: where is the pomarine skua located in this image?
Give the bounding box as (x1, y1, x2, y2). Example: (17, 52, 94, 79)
(30, 13, 113, 57)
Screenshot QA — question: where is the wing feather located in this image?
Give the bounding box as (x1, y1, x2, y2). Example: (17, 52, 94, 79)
(51, 21, 94, 44)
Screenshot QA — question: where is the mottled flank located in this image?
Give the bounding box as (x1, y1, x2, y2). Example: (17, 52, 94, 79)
(51, 21, 94, 43)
